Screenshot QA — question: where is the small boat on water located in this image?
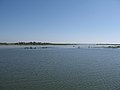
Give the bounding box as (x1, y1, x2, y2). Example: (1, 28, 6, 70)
(41, 47, 48, 49)
(88, 46, 90, 48)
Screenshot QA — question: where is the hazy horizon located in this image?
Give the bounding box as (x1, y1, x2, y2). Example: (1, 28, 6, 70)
(0, 0, 120, 43)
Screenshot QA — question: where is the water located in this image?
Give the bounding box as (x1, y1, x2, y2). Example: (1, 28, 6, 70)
(0, 46, 120, 90)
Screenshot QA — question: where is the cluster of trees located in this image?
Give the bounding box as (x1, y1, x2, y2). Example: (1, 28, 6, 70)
(96, 44, 120, 45)
(107, 46, 120, 48)
(0, 42, 53, 45)
(0, 43, 9, 45)
(14, 42, 51, 45)
(0, 42, 77, 45)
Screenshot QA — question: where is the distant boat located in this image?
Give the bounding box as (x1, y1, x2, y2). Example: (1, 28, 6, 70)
(78, 46, 80, 49)
(73, 46, 75, 47)
(88, 46, 90, 48)
(41, 47, 48, 49)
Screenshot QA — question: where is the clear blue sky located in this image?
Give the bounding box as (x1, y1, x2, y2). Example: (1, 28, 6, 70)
(0, 0, 120, 43)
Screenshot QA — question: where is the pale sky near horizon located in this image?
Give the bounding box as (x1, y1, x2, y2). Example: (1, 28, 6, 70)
(0, 0, 120, 43)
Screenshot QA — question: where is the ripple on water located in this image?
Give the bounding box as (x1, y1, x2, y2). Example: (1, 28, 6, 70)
(1, 48, 120, 90)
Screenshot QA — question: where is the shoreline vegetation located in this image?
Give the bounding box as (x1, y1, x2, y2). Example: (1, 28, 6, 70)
(96, 44, 120, 45)
(0, 42, 120, 49)
(0, 42, 78, 45)
(96, 44, 120, 48)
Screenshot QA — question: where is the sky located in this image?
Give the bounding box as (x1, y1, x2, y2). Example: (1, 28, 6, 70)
(0, 0, 120, 43)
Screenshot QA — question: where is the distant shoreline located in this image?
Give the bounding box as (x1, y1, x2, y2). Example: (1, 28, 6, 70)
(0, 42, 120, 46)
(0, 42, 78, 45)
(1, 42, 120, 49)
(96, 44, 120, 45)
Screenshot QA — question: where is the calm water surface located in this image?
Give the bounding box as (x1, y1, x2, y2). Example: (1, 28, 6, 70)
(0, 46, 120, 90)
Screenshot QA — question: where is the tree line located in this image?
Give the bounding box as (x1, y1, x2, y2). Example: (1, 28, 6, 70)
(0, 42, 77, 45)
